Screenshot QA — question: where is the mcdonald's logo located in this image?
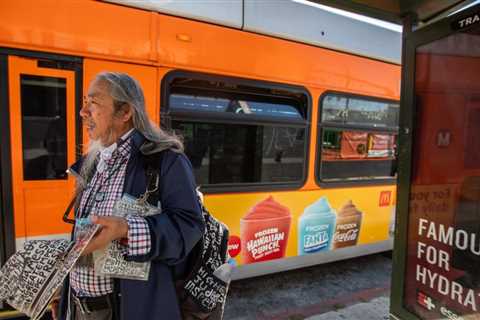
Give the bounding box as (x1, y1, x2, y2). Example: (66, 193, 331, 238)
(437, 130, 451, 148)
(379, 191, 392, 207)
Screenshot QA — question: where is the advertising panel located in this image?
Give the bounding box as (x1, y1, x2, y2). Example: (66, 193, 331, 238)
(205, 186, 396, 267)
(402, 19, 480, 319)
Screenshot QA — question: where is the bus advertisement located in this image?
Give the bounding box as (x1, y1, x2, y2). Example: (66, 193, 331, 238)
(0, 0, 401, 317)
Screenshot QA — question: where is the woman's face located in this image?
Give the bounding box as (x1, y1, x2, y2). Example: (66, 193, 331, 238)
(80, 79, 130, 146)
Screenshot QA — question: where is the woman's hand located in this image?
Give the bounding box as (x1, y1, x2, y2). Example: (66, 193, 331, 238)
(81, 216, 128, 256)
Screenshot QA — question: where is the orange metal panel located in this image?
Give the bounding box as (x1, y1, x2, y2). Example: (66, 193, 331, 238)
(8, 56, 76, 238)
(156, 14, 401, 100)
(0, 0, 153, 62)
(7, 58, 26, 238)
(0, 0, 400, 101)
(83, 59, 158, 149)
(303, 88, 321, 190)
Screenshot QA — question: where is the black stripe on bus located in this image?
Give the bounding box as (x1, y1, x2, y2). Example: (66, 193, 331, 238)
(0, 47, 82, 63)
(0, 54, 15, 263)
(75, 61, 84, 161)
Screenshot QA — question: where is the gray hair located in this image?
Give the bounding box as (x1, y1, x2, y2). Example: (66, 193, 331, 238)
(78, 72, 183, 188)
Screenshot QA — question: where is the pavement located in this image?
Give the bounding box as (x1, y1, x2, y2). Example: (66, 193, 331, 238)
(224, 254, 392, 320)
(306, 296, 390, 320)
(255, 287, 391, 320)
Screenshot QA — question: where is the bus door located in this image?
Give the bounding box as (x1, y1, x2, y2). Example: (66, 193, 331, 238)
(3, 55, 79, 257)
(390, 4, 480, 320)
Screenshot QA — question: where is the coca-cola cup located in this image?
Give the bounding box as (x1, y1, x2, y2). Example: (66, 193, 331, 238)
(332, 200, 363, 249)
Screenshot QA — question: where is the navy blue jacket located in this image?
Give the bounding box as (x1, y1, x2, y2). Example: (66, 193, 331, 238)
(58, 131, 205, 320)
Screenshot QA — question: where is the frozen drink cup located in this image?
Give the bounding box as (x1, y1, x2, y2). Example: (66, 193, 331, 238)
(298, 197, 336, 255)
(240, 196, 292, 264)
(332, 200, 362, 249)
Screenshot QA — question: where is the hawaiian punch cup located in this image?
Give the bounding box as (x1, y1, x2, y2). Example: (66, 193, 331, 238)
(241, 196, 292, 264)
(298, 197, 337, 255)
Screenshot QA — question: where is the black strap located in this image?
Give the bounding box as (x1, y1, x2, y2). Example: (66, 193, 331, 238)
(62, 157, 99, 224)
(62, 196, 77, 224)
(144, 152, 162, 206)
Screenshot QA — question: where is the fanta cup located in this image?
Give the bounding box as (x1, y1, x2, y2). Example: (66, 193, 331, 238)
(298, 197, 337, 255)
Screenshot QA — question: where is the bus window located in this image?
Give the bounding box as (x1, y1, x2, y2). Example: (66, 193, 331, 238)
(321, 94, 399, 128)
(163, 72, 309, 189)
(20, 75, 67, 180)
(169, 93, 304, 120)
(317, 93, 399, 183)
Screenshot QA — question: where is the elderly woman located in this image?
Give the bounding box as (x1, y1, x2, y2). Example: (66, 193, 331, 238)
(56, 72, 205, 320)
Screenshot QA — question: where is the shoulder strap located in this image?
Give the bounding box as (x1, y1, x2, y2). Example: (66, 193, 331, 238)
(143, 152, 163, 206)
(63, 157, 98, 224)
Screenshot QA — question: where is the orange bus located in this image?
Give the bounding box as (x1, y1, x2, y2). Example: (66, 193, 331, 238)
(0, 1, 401, 315)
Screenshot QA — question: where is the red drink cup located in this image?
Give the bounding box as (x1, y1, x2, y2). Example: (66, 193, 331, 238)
(240, 196, 292, 264)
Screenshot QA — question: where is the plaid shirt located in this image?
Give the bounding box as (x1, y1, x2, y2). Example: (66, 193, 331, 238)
(70, 135, 152, 297)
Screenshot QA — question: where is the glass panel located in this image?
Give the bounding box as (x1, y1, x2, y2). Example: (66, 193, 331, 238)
(173, 121, 306, 185)
(403, 24, 480, 319)
(321, 94, 399, 128)
(170, 94, 229, 113)
(319, 128, 397, 181)
(21, 75, 67, 180)
(170, 93, 304, 120)
(321, 94, 348, 122)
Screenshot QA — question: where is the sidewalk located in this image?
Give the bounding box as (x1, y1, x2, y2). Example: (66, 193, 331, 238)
(257, 287, 390, 320)
(305, 296, 390, 320)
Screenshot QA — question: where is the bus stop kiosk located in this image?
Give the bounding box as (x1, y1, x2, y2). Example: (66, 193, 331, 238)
(393, 3, 480, 319)
(313, 0, 480, 319)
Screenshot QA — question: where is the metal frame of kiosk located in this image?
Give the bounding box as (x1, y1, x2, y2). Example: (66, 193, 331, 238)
(391, 2, 480, 319)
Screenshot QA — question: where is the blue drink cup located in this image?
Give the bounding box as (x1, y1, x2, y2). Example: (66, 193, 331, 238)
(298, 197, 337, 255)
